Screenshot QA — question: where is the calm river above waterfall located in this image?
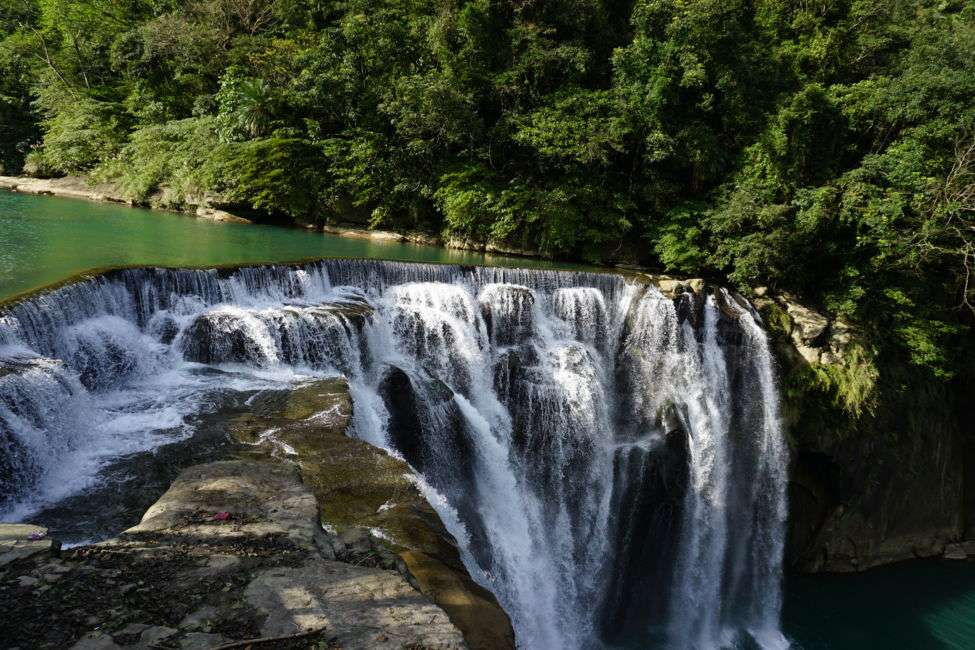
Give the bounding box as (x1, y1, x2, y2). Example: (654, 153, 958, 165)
(0, 190, 584, 303)
(2, 191, 974, 650)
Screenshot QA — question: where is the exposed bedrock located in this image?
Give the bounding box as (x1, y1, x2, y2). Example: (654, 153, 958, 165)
(0, 459, 466, 649)
(0, 376, 511, 649)
(231, 378, 515, 650)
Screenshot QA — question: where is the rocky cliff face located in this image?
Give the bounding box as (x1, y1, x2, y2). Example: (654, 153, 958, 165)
(752, 290, 971, 572)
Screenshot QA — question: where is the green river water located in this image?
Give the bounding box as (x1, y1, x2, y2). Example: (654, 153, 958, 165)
(0, 190, 583, 303)
(2, 189, 975, 649)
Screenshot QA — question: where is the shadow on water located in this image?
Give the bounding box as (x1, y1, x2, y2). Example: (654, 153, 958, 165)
(783, 560, 975, 650)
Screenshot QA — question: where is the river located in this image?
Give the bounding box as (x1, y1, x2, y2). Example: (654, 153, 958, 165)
(0, 190, 584, 303)
(2, 190, 974, 650)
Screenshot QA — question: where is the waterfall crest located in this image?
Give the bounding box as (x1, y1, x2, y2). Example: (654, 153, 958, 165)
(0, 261, 789, 649)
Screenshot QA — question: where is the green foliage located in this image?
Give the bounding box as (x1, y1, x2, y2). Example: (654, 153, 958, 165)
(206, 136, 326, 222)
(0, 29, 39, 172)
(216, 68, 277, 141)
(435, 163, 631, 259)
(32, 84, 127, 173)
(1, 0, 973, 401)
(807, 344, 880, 419)
(650, 204, 708, 275)
(512, 89, 626, 166)
(95, 116, 220, 203)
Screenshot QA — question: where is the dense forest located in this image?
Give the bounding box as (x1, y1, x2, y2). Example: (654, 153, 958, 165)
(0, 0, 973, 409)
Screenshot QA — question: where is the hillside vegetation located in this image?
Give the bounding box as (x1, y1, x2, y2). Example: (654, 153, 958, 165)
(1, 0, 973, 398)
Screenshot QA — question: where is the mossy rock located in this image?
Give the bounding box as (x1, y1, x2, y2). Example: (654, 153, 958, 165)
(228, 378, 514, 650)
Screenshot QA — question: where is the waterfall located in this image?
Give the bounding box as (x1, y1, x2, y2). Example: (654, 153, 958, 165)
(0, 261, 789, 649)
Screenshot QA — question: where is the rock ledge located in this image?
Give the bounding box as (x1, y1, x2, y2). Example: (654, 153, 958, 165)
(0, 460, 466, 649)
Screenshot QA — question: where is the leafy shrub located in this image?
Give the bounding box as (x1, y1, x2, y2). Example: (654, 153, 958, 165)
(32, 86, 126, 174)
(205, 136, 327, 223)
(96, 117, 221, 204)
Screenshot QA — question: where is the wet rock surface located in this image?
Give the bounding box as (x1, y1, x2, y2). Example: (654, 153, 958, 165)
(0, 524, 57, 568)
(179, 309, 276, 366)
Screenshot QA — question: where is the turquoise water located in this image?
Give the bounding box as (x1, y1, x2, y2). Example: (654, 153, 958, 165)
(784, 560, 975, 649)
(0, 190, 587, 302)
(4, 190, 975, 648)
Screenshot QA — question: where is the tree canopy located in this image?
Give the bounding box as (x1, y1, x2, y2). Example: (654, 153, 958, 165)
(1, 0, 973, 392)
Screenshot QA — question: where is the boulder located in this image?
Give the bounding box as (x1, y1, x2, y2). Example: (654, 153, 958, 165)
(755, 291, 853, 366)
(781, 294, 829, 345)
(656, 278, 705, 299)
(178, 308, 275, 366)
(791, 314, 829, 345)
(0, 524, 55, 568)
(194, 206, 251, 224)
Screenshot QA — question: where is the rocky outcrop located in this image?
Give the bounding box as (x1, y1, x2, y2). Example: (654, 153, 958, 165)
(649, 275, 706, 299)
(0, 376, 514, 649)
(754, 289, 970, 573)
(230, 378, 515, 650)
(752, 288, 856, 366)
(443, 237, 540, 258)
(194, 207, 251, 224)
(0, 460, 465, 649)
(323, 224, 422, 243)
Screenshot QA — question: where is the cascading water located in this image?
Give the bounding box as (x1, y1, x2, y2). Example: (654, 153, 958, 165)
(0, 261, 789, 649)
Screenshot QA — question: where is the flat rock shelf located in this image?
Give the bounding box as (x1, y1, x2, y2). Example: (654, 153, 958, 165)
(0, 456, 471, 650)
(0, 377, 514, 650)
